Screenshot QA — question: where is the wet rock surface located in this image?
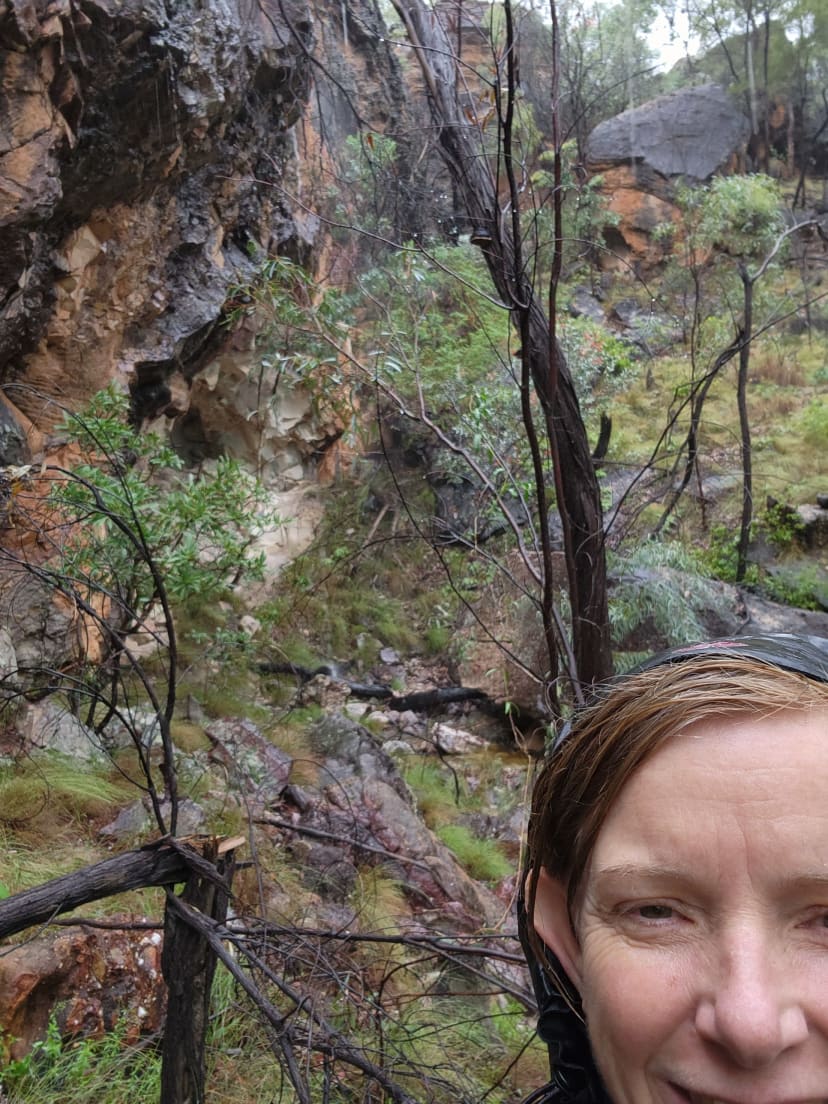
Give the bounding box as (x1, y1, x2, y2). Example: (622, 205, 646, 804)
(0, 0, 312, 424)
(586, 84, 750, 270)
(0, 923, 165, 1060)
(588, 83, 750, 181)
(299, 714, 505, 929)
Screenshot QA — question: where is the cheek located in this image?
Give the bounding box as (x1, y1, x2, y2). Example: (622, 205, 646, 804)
(580, 942, 691, 1067)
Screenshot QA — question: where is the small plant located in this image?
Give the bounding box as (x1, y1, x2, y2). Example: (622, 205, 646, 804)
(532, 141, 621, 278)
(435, 823, 511, 882)
(800, 396, 828, 448)
(759, 501, 805, 550)
(610, 540, 726, 647)
(698, 174, 784, 257)
(50, 385, 277, 616)
(1, 1014, 161, 1103)
(559, 317, 635, 404)
(402, 760, 463, 828)
(424, 622, 451, 655)
(762, 564, 824, 611)
(226, 254, 351, 432)
(697, 524, 761, 587)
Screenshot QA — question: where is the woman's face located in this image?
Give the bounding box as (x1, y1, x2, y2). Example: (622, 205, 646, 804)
(548, 708, 828, 1104)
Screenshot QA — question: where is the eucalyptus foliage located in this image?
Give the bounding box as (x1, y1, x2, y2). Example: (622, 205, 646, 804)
(50, 386, 278, 619)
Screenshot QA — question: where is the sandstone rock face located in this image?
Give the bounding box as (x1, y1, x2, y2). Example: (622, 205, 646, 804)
(587, 84, 750, 270)
(0, 0, 416, 482)
(0, 0, 314, 436)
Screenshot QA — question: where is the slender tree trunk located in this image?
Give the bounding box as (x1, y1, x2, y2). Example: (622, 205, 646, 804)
(744, 3, 759, 146)
(654, 333, 742, 536)
(390, 0, 612, 692)
(736, 267, 754, 582)
(786, 99, 795, 178)
(762, 3, 771, 172)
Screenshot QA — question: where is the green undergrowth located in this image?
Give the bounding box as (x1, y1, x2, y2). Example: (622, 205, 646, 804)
(261, 477, 459, 668)
(609, 331, 828, 509)
(1, 930, 546, 1104)
(402, 758, 517, 881)
(0, 755, 132, 845)
(202, 958, 548, 1104)
(435, 822, 512, 881)
(609, 540, 722, 650)
(1, 1015, 160, 1104)
(0, 830, 102, 901)
(402, 759, 465, 826)
(1, 1024, 156, 1102)
(383, 991, 548, 1103)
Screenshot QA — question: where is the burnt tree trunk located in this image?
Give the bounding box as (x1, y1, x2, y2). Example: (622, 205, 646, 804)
(160, 839, 237, 1104)
(0, 836, 240, 1104)
(0, 842, 191, 941)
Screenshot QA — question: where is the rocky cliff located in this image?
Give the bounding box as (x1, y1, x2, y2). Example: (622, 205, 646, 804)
(0, 0, 408, 480)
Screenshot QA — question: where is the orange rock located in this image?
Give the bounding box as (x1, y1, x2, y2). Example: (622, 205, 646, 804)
(0, 921, 166, 1060)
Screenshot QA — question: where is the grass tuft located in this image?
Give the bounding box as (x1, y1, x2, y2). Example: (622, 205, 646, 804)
(435, 823, 511, 882)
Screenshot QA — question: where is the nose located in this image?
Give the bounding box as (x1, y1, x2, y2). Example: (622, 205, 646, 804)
(694, 928, 809, 1068)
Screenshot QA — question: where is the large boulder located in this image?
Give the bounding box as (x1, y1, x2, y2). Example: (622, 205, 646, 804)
(588, 83, 750, 181)
(587, 84, 750, 270)
(0, 923, 166, 1060)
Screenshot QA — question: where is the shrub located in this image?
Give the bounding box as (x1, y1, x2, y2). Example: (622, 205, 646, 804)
(609, 540, 724, 646)
(559, 317, 635, 412)
(800, 396, 828, 447)
(759, 501, 805, 549)
(50, 385, 278, 615)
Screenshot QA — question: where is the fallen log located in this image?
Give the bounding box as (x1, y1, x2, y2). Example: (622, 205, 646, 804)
(385, 687, 488, 711)
(257, 662, 493, 713)
(0, 839, 196, 941)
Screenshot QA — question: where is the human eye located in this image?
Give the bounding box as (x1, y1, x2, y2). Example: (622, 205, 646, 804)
(637, 904, 674, 921)
(619, 902, 679, 925)
(801, 908, 828, 934)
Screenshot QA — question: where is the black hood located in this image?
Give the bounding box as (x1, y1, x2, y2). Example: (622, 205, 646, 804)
(518, 633, 828, 1104)
(634, 632, 828, 684)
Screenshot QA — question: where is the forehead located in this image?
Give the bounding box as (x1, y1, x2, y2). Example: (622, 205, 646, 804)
(588, 708, 828, 875)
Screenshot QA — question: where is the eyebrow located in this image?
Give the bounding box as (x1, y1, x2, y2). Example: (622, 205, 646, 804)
(591, 864, 690, 883)
(592, 864, 828, 893)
